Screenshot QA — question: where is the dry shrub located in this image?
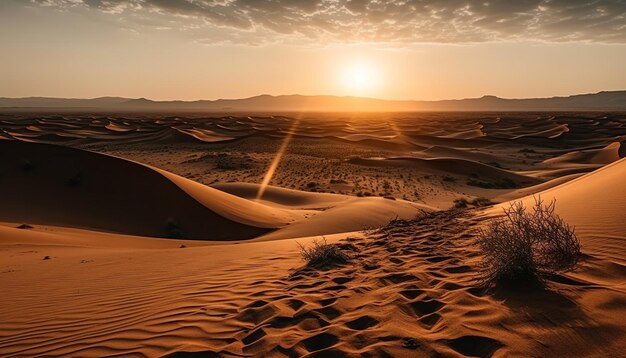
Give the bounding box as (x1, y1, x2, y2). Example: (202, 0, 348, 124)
(477, 197, 580, 285)
(298, 238, 351, 268)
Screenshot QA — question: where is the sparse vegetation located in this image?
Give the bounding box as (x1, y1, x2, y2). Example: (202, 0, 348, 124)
(330, 178, 347, 184)
(454, 198, 469, 208)
(382, 180, 392, 191)
(467, 177, 518, 189)
(470, 197, 493, 207)
(453, 197, 493, 209)
(298, 238, 351, 268)
(216, 156, 251, 170)
(477, 197, 580, 286)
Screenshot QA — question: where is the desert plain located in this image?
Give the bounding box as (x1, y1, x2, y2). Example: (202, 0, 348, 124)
(0, 111, 625, 357)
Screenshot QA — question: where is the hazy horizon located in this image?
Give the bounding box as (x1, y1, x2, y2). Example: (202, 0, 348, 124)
(3, 89, 626, 103)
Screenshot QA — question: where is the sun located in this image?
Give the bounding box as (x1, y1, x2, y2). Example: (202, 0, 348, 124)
(341, 63, 379, 96)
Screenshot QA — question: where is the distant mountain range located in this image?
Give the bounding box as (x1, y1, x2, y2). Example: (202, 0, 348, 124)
(1, 91, 625, 112)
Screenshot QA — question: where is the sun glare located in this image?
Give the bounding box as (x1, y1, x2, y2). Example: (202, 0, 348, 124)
(341, 63, 379, 96)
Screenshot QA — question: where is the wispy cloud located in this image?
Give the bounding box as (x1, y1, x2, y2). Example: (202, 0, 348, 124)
(31, 0, 626, 44)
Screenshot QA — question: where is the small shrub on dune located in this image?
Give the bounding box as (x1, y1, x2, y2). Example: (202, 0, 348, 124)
(454, 197, 494, 209)
(471, 197, 493, 207)
(298, 238, 351, 268)
(467, 177, 519, 189)
(477, 197, 580, 286)
(454, 198, 469, 208)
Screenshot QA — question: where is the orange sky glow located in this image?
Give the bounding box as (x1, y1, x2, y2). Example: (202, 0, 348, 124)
(1, 0, 625, 101)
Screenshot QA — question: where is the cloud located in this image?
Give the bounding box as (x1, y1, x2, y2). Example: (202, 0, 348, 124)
(31, 0, 626, 44)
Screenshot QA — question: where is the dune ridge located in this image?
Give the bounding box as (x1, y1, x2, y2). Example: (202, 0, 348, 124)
(491, 156, 626, 264)
(0, 140, 278, 240)
(0, 140, 428, 241)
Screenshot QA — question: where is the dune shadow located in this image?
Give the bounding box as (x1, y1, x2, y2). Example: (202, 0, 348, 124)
(492, 278, 587, 326)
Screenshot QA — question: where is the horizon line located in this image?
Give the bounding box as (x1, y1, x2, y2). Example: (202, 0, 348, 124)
(2, 89, 625, 103)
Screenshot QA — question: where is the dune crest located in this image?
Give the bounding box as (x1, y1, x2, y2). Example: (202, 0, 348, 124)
(542, 141, 621, 166)
(492, 156, 626, 263)
(0, 140, 428, 241)
(0, 140, 275, 240)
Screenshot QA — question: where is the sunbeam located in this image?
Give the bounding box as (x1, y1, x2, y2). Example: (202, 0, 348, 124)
(256, 118, 301, 200)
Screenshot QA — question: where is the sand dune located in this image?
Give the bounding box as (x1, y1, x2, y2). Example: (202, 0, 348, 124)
(1, 112, 625, 357)
(474, 157, 626, 357)
(0, 140, 281, 240)
(2, 113, 623, 152)
(213, 182, 351, 209)
(3, 206, 623, 356)
(417, 145, 498, 163)
(256, 196, 431, 241)
(348, 156, 540, 187)
(0, 140, 429, 242)
(212, 183, 432, 240)
(0, 228, 326, 357)
(493, 157, 626, 263)
(492, 173, 586, 202)
(0, 221, 210, 249)
(542, 142, 621, 166)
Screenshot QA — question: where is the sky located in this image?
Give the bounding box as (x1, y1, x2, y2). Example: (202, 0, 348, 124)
(1, 0, 625, 101)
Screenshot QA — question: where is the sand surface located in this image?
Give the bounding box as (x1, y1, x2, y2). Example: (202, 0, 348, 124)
(0, 112, 625, 357)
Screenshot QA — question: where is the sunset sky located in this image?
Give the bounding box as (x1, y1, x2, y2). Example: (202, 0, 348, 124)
(1, 0, 625, 101)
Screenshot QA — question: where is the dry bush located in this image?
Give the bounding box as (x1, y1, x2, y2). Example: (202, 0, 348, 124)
(453, 198, 469, 208)
(477, 197, 580, 285)
(453, 197, 493, 209)
(298, 238, 351, 268)
(471, 197, 493, 207)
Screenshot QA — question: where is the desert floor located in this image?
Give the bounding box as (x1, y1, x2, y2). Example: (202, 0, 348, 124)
(0, 112, 625, 357)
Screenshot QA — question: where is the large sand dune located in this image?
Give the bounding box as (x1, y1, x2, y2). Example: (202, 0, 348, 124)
(0, 140, 281, 240)
(0, 140, 427, 242)
(492, 156, 626, 264)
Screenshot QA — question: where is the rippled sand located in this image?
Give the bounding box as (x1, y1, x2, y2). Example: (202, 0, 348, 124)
(0, 112, 625, 357)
